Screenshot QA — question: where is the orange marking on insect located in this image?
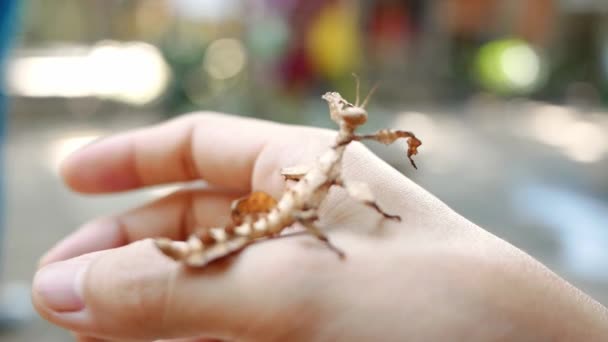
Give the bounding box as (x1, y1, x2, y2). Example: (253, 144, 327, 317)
(231, 191, 278, 225)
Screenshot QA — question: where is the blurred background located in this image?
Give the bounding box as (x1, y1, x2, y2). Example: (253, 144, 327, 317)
(1, 0, 608, 340)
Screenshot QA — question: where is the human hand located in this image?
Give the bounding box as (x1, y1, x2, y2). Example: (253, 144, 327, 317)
(33, 113, 608, 341)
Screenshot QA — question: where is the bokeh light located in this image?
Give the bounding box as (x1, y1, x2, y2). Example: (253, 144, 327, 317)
(8, 41, 171, 105)
(89, 41, 171, 105)
(203, 38, 247, 80)
(529, 104, 607, 163)
(475, 38, 544, 94)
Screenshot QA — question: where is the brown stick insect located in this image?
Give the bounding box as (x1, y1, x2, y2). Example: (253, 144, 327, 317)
(154, 77, 422, 267)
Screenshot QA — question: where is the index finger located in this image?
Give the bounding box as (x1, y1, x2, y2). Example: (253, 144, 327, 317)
(61, 113, 288, 193)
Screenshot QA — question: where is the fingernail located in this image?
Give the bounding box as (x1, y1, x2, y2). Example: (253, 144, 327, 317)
(34, 260, 87, 313)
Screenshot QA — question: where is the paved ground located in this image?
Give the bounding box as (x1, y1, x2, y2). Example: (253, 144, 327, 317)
(2, 97, 607, 341)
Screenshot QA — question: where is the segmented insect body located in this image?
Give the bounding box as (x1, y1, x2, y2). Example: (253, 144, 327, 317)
(155, 86, 421, 267)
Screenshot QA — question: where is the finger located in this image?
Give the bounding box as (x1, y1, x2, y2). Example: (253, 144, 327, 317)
(39, 188, 240, 267)
(155, 338, 222, 342)
(60, 112, 292, 194)
(58, 110, 440, 221)
(33, 239, 336, 341)
(74, 334, 109, 342)
(75, 333, 218, 342)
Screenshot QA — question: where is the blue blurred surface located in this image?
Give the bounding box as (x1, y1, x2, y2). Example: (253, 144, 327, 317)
(0, 0, 19, 275)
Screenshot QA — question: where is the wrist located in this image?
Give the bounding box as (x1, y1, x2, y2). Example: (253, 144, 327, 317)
(483, 244, 608, 340)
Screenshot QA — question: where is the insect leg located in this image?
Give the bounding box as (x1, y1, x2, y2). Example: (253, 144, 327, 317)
(299, 220, 345, 259)
(353, 130, 421, 169)
(293, 209, 344, 258)
(236, 223, 344, 259)
(365, 201, 401, 222)
(292, 208, 318, 221)
(332, 178, 401, 221)
(280, 163, 314, 181)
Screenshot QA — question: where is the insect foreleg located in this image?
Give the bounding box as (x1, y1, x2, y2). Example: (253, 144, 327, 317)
(353, 129, 421, 169)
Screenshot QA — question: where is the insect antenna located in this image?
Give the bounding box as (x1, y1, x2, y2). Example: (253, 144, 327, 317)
(361, 82, 380, 109)
(352, 73, 361, 106)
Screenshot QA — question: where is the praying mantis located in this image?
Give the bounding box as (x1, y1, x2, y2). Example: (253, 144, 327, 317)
(154, 78, 421, 267)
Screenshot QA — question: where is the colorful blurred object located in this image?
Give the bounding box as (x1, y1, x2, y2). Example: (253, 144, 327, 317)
(475, 38, 546, 95)
(306, 1, 361, 81)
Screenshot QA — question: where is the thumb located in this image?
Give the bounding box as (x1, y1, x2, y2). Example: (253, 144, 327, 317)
(32, 239, 332, 341)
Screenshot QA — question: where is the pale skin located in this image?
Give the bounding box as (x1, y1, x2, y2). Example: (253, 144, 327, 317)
(32, 113, 608, 341)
